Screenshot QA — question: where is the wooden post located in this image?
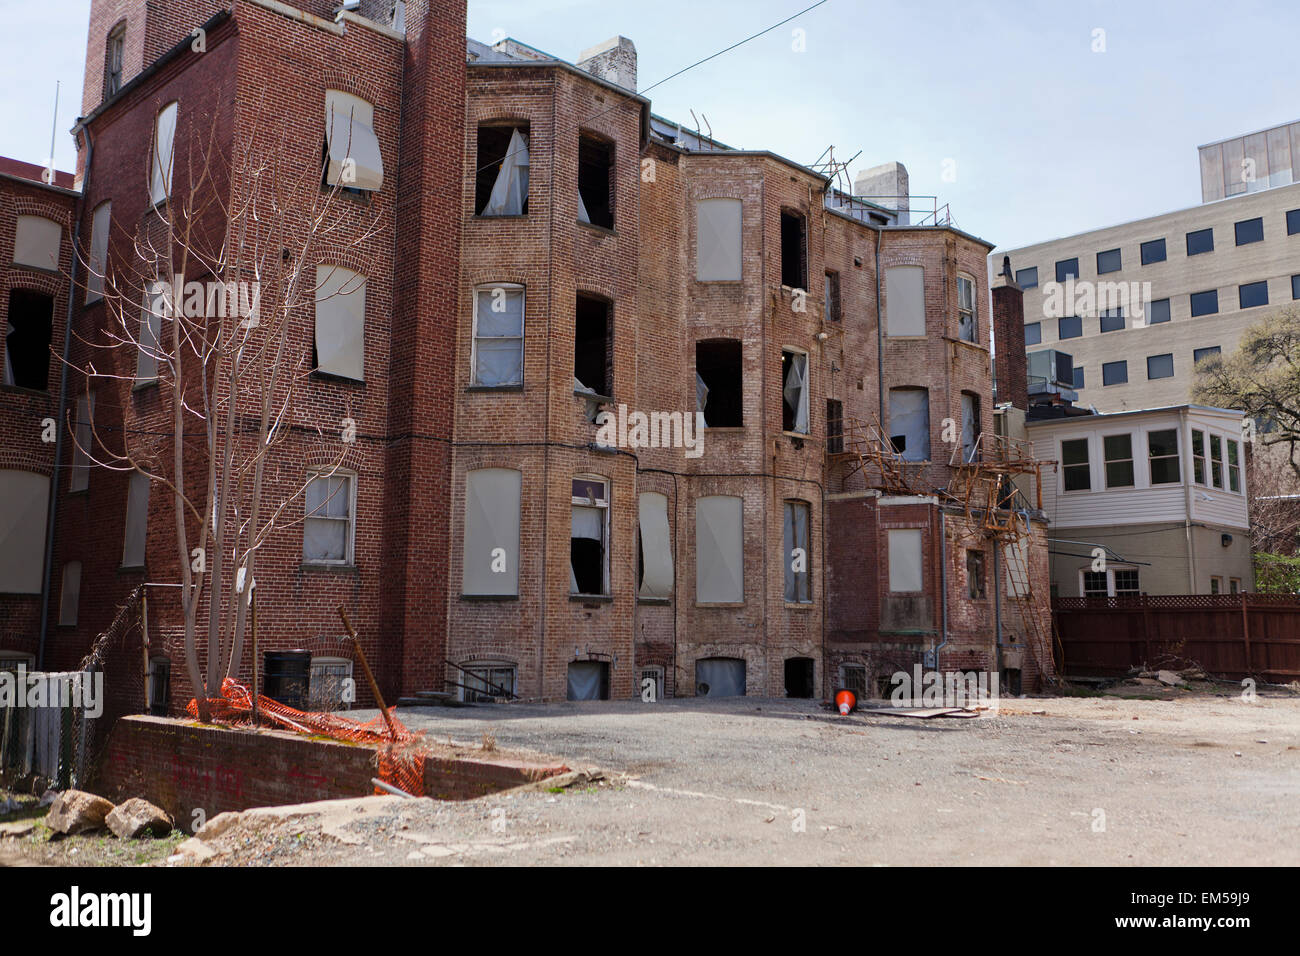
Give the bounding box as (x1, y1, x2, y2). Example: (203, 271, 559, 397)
(251, 587, 259, 726)
(1141, 594, 1152, 669)
(1241, 591, 1252, 677)
(140, 589, 151, 713)
(337, 605, 395, 738)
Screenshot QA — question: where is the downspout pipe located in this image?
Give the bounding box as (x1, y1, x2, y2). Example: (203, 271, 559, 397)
(38, 128, 92, 670)
(874, 230, 885, 425)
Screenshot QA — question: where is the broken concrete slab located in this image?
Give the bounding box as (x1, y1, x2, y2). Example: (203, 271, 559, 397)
(45, 789, 115, 835)
(0, 820, 37, 839)
(1156, 670, 1186, 687)
(174, 837, 217, 862)
(106, 798, 173, 839)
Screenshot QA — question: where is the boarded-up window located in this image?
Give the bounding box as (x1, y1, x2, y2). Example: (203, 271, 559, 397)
(886, 265, 925, 336)
(150, 102, 177, 205)
(136, 284, 163, 383)
(472, 284, 524, 386)
(696, 657, 745, 697)
(783, 500, 811, 603)
(70, 394, 94, 492)
(86, 202, 111, 302)
(324, 90, 383, 191)
(314, 265, 366, 380)
(303, 471, 353, 564)
(888, 528, 922, 593)
(567, 660, 609, 701)
(462, 468, 521, 596)
(889, 387, 930, 461)
(122, 470, 150, 568)
(0, 470, 49, 593)
(696, 495, 743, 603)
(637, 491, 672, 599)
(59, 561, 82, 626)
(12, 216, 61, 270)
(696, 198, 742, 281)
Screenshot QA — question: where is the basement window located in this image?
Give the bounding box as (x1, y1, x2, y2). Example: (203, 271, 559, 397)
(472, 284, 524, 386)
(122, 470, 150, 568)
(577, 134, 613, 229)
(567, 660, 610, 701)
(887, 528, 923, 593)
(696, 657, 746, 697)
(696, 198, 742, 281)
(696, 339, 742, 427)
(824, 270, 841, 321)
(780, 210, 807, 289)
(957, 274, 976, 342)
(150, 101, 177, 205)
(888, 387, 929, 461)
(461, 662, 516, 703)
(462, 467, 522, 596)
(58, 561, 82, 626)
(309, 657, 355, 711)
(303, 470, 354, 565)
(637, 491, 673, 600)
(570, 476, 609, 596)
(784, 658, 814, 698)
(0, 471, 48, 593)
(826, 399, 843, 453)
(314, 265, 367, 381)
(783, 499, 811, 603)
(696, 495, 744, 604)
(840, 664, 867, 699)
(3, 289, 53, 390)
(323, 91, 383, 192)
(781, 350, 809, 434)
(12, 216, 61, 271)
(574, 293, 612, 397)
(476, 123, 529, 216)
(967, 550, 986, 600)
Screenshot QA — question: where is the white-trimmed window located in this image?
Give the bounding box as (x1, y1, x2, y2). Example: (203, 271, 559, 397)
(323, 90, 383, 191)
(0, 470, 49, 593)
(314, 265, 366, 381)
(12, 216, 61, 271)
(887, 528, 923, 593)
(1191, 429, 1207, 485)
(70, 394, 94, 493)
(1226, 438, 1241, 493)
(150, 101, 177, 206)
(122, 470, 150, 568)
(1148, 428, 1181, 485)
(696, 495, 743, 604)
(957, 274, 977, 343)
(460, 662, 517, 702)
(781, 349, 809, 434)
(1208, 433, 1223, 489)
(885, 265, 925, 336)
(1103, 433, 1135, 488)
(1061, 437, 1090, 491)
(637, 491, 673, 600)
(59, 561, 82, 626)
(462, 467, 522, 596)
(783, 499, 811, 603)
(86, 202, 111, 303)
(303, 470, 355, 565)
(570, 476, 609, 596)
(1083, 566, 1140, 597)
(471, 283, 524, 386)
(696, 198, 742, 281)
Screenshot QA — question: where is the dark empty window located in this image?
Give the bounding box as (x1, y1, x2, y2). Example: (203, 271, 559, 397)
(1097, 248, 1121, 274)
(1146, 353, 1174, 379)
(1055, 258, 1079, 282)
(966, 550, 986, 600)
(1140, 238, 1166, 265)
(574, 293, 612, 397)
(570, 477, 608, 596)
(1015, 267, 1038, 289)
(696, 340, 742, 427)
(780, 210, 807, 289)
(1025, 322, 1041, 345)
(3, 289, 54, 391)
(826, 399, 843, 453)
(577, 134, 613, 229)
(1288, 209, 1300, 235)
(1293, 274, 1300, 300)
(824, 270, 841, 321)
(1103, 433, 1134, 488)
(1148, 298, 1171, 324)
(475, 123, 529, 216)
(1072, 366, 1085, 388)
(1190, 290, 1219, 317)
(1058, 315, 1082, 339)
(1102, 360, 1127, 386)
(1234, 217, 1264, 245)
(1186, 228, 1214, 256)
(1148, 429, 1180, 484)
(1099, 308, 1124, 333)
(1193, 346, 1221, 365)
(1061, 438, 1090, 491)
(1239, 280, 1269, 309)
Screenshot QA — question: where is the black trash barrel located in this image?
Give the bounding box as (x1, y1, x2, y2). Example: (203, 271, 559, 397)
(263, 649, 312, 710)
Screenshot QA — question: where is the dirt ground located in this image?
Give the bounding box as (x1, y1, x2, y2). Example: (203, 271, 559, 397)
(4, 684, 1298, 866)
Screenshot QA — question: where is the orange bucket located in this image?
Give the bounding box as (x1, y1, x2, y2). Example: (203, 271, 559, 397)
(835, 689, 856, 715)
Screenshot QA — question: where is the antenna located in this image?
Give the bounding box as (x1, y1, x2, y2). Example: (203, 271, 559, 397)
(44, 81, 59, 185)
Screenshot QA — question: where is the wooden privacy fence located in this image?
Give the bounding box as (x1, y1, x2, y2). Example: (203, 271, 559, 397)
(1053, 594, 1300, 683)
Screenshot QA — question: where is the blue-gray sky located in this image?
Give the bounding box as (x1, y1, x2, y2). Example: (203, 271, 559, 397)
(4, 0, 1298, 251)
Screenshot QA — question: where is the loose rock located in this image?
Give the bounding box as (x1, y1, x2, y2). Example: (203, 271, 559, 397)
(45, 789, 115, 835)
(106, 798, 173, 839)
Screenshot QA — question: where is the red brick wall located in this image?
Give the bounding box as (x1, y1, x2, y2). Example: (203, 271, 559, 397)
(992, 281, 1029, 410)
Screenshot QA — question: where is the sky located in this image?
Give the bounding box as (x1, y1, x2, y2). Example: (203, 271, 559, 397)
(3, 0, 1298, 252)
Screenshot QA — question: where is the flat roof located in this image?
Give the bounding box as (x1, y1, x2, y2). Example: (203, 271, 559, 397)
(1025, 403, 1245, 426)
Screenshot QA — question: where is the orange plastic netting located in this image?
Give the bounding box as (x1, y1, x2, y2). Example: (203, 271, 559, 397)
(187, 677, 428, 797)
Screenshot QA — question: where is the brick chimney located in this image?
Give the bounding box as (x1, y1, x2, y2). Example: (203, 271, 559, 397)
(992, 255, 1028, 411)
(577, 36, 637, 92)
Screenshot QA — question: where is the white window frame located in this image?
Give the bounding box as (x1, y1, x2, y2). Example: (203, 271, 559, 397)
(303, 468, 356, 566)
(956, 273, 977, 343)
(1101, 431, 1135, 489)
(1060, 436, 1092, 494)
(639, 665, 665, 702)
(136, 283, 163, 384)
(570, 475, 610, 596)
(1190, 428, 1207, 485)
(1080, 565, 1140, 597)
(471, 282, 524, 387)
(1146, 427, 1181, 486)
(1226, 437, 1242, 494)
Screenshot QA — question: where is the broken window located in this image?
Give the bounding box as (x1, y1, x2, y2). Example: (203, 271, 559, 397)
(476, 123, 529, 216)
(471, 283, 524, 386)
(567, 660, 610, 701)
(0, 470, 49, 593)
(784, 657, 814, 698)
(887, 528, 923, 593)
(957, 274, 977, 343)
(779, 210, 807, 289)
(696, 339, 742, 427)
(323, 90, 383, 191)
(105, 21, 125, 97)
(888, 387, 929, 461)
(1148, 429, 1180, 485)
(696, 657, 745, 697)
(574, 293, 612, 397)
(86, 202, 111, 303)
(1061, 438, 1090, 491)
(461, 662, 516, 703)
(12, 215, 61, 271)
(462, 468, 521, 596)
(150, 101, 177, 206)
(696, 198, 742, 281)
(781, 350, 809, 434)
(967, 549, 986, 600)
(637, 491, 673, 600)
(960, 392, 979, 464)
(3, 289, 53, 390)
(885, 265, 925, 336)
(122, 470, 150, 568)
(696, 495, 743, 604)
(314, 265, 366, 381)
(135, 284, 162, 384)
(570, 476, 609, 596)
(824, 270, 841, 321)
(70, 394, 94, 493)
(59, 561, 82, 626)
(577, 133, 613, 229)
(826, 399, 843, 453)
(303, 470, 353, 564)
(783, 499, 811, 603)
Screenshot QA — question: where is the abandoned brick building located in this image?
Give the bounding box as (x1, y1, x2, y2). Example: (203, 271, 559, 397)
(0, 0, 1055, 712)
